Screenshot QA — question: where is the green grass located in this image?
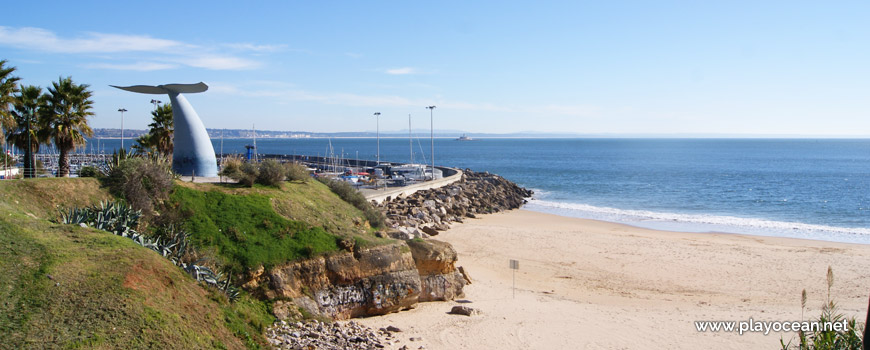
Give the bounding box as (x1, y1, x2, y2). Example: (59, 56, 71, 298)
(0, 178, 274, 350)
(0, 178, 112, 219)
(169, 185, 341, 274)
(178, 180, 375, 236)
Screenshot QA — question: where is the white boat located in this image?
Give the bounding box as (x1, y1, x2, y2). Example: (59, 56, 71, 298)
(391, 164, 443, 181)
(456, 134, 473, 141)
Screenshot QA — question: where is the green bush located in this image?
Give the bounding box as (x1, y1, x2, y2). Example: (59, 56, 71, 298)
(78, 166, 99, 178)
(256, 159, 285, 187)
(236, 162, 258, 187)
(285, 162, 310, 182)
(364, 207, 385, 228)
(218, 156, 243, 180)
(104, 157, 173, 218)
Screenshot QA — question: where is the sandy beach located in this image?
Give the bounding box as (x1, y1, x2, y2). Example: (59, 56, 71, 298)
(357, 209, 870, 350)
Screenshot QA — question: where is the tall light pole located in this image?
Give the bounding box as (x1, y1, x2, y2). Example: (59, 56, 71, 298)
(150, 99, 162, 110)
(373, 112, 381, 165)
(426, 105, 436, 181)
(25, 105, 33, 178)
(118, 108, 127, 150)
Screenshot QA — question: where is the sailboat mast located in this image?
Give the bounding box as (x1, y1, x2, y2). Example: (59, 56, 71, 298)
(252, 124, 258, 162)
(409, 114, 413, 164)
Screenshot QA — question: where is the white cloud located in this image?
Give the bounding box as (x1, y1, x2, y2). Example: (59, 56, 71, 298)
(0, 26, 267, 71)
(385, 67, 418, 75)
(84, 62, 179, 71)
(182, 55, 260, 70)
(0, 26, 183, 53)
(224, 43, 288, 52)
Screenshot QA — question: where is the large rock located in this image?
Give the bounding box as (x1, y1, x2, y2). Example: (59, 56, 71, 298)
(243, 243, 421, 320)
(407, 239, 466, 302)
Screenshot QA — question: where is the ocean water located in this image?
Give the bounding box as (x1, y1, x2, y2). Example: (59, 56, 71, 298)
(84, 137, 870, 244)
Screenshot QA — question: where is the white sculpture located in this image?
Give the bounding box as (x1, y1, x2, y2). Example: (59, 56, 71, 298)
(111, 82, 217, 177)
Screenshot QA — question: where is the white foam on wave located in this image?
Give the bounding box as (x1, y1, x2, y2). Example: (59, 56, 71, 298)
(524, 199, 870, 244)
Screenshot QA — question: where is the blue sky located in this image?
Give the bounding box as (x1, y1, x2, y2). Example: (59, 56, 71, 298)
(1, 1, 868, 135)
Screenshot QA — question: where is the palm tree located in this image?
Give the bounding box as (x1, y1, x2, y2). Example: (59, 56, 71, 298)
(0, 60, 21, 146)
(8, 85, 45, 177)
(40, 77, 94, 177)
(133, 103, 173, 157)
(149, 103, 173, 157)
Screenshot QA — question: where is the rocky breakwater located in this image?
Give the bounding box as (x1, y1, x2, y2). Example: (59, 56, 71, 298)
(380, 169, 534, 238)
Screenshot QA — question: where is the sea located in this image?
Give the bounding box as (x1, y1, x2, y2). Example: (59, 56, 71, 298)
(83, 137, 870, 244)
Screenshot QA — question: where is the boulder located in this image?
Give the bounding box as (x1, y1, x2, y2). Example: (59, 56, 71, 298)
(420, 225, 439, 237)
(407, 239, 466, 302)
(449, 305, 480, 316)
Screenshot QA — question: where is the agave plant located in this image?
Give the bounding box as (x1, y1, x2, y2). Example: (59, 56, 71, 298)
(60, 200, 240, 301)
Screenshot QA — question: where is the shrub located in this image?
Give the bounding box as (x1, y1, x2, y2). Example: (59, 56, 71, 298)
(364, 207, 385, 228)
(78, 166, 99, 178)
(236, 162, 258, 187)
(104, 157, 174, 218)
(220, 156, 260, 187)
(219, 156, 243, 179)
(285, 162, 309, 182)
(256, 159, 285, 187)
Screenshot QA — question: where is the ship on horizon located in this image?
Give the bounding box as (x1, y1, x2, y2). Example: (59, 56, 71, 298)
(456, 134, 473, 141)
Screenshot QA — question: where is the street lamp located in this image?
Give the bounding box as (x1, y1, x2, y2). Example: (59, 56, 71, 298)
(118, 108, 127, 150)
(373, 112, 381, 165)
(25, 106, 33, 178)
(426, 105, 436, 181)
(150, 99, 162, 110)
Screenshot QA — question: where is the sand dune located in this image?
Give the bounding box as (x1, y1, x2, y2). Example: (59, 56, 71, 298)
(356, 209, 870, 349)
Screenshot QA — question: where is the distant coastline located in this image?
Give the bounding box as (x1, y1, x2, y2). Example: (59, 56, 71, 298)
(90, 128, 870, 140)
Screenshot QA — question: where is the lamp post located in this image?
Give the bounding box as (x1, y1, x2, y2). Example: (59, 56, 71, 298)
(150, 99, 162, 110)
(118, 108, 127, 150)
(426, 105, 436, 181)
(25, 106, 33, 178)
(373, 112, 381, 165)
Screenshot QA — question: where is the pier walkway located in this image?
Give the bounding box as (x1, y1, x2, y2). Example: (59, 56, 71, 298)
(360, 167, 463, 204)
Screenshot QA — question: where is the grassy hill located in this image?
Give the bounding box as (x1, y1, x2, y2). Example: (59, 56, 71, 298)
(0, 176, 391, 349)
(168, 180, 391, 275)
(0, 179, 272, 349)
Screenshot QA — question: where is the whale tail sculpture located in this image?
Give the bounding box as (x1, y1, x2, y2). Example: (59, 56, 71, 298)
(111, 82, 217, 177)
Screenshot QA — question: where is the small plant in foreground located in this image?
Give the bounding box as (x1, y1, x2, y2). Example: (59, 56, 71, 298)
(780, 266, 864, 350)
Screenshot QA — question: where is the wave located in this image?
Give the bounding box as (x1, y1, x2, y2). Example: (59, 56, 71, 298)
(524, 199, 870, 244)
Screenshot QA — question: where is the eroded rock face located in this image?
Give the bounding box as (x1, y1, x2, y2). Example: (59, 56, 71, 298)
(244, 243, 421, 320)
(407, 239, 466, 302)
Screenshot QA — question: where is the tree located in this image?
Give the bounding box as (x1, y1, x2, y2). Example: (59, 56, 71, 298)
(133, 103, 173, 158)
(40, 76, 94, 177)
(7, 85, 45, 177)
(0, 60, 21, 146)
